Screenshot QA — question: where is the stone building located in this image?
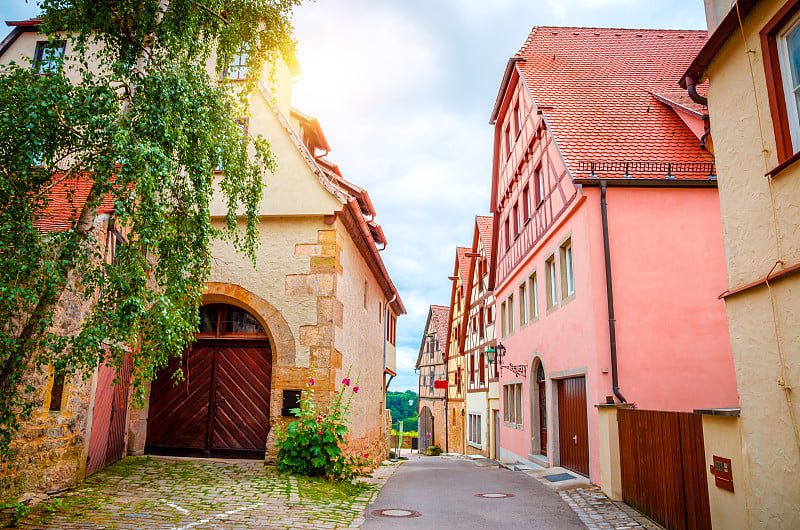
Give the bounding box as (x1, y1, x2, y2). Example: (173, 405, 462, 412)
(415, 305, 449, 454)
(679, 0, 800, 527)
(0, 18, 403, 498)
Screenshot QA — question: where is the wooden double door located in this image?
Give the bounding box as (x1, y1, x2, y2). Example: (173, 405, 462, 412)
(557, 376, 589, 477)
(145, 339, 272, 459)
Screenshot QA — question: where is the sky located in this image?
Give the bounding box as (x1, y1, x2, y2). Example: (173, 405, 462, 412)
(1, 0, 708, 393)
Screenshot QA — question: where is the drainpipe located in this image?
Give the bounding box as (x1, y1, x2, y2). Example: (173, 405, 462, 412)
(383, 294, 397, 381)
(685, 76, 708, 107)
(600, 182, 627, 403)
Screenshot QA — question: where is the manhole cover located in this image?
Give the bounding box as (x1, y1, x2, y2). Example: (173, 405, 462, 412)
(372, 509, 422, 518)
(475, 493, 515, 498)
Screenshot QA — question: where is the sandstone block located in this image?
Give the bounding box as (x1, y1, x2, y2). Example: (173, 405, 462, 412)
(284, 274, 313, 297)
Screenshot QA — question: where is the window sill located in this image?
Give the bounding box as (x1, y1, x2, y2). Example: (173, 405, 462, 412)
(546, 303, 559, 315)
(560, 292, 576, 307)
(467, 441, 483, 449)
(503, 421, 524, 430)
(767, 150, 800, 178)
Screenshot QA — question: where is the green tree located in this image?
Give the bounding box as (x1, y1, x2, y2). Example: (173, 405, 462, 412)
(0, 0, 301, 458)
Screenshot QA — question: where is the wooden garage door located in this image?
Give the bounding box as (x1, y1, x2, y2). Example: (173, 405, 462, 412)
(558, 376, 589, 477)
(145, 340, 271, 458)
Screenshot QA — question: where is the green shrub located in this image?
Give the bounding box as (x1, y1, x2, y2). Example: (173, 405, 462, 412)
(274, 368, 368, 483)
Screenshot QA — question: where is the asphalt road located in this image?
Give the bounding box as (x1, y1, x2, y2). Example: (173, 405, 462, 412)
(361, 455, 585, 529)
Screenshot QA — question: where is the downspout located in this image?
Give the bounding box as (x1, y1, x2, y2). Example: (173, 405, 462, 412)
(600, 182, 627, 403)
(685, 76, 708, 107)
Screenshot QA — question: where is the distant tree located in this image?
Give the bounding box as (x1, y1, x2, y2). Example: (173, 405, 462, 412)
(0, 0, 301, 458)
(386, 390, 418, 426)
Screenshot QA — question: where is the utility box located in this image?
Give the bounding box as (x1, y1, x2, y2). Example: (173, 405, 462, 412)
(710, 456, 734, 492)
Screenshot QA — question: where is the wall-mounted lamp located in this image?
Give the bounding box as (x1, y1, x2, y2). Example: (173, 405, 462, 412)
(485, 342, 507, 367)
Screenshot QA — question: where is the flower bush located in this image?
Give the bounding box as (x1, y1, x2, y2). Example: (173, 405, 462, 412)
(274, 368, 368, 482)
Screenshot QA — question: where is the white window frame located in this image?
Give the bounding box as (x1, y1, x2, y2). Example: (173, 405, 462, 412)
(468, 412, 483, 448)
(507, 294, 514, 335)
(778, 11, 800, 152)
(528, 271, 539, 322)
(545, 255, 558, 310)
(503, 381, 524, 428)
(518, 282, 527, 327)
(560, 238, 575, 299)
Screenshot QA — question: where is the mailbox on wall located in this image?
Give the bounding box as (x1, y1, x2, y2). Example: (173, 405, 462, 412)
(710, 455, 734, 492)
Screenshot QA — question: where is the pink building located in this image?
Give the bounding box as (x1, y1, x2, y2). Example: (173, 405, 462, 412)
(488, 27, 738, 482)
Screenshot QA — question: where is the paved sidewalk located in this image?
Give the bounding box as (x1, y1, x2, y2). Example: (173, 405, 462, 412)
(9, 456, 400, 529)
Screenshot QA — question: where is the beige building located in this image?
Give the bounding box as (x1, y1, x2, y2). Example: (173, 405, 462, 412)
(0, 19, 403, 497)
(680, 1, 800, 527)
(445, 247, 470, 454)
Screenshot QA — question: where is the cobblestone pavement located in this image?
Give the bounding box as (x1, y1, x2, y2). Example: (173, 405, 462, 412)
(559, 487, 663, 530)
(13, 456, 400, 529)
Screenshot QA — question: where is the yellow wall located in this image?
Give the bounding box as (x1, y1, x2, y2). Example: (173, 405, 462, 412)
(705, 1, 800, 527)
(700, 415, 747, 530)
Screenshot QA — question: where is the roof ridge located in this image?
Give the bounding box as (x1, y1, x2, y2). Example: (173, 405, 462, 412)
(528, 25, 707, 33)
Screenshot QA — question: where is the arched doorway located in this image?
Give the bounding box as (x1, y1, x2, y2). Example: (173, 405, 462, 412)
(530, 357, 547, 457)
(419, 406, 434, 453)
(536, 363, 547, 456)
(145, 304, 272, 459)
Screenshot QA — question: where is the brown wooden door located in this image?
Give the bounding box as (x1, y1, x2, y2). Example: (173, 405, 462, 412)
(211, 343, 272, 457)
(618, 409, 711, 530)
(539, 380, 547, 456)
(146, 340, 271, 458)
(86, 353, 132, 476)
(557, 376, 589, 476)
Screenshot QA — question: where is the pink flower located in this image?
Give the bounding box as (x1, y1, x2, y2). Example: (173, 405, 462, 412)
(317, 431, 323, 436)
(364, 454, 369, 459)
(309, 378, 315, 386)
(342, 378, 351, 386)
(353, 386, 359, 393)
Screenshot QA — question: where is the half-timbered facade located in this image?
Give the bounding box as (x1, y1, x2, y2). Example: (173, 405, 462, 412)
(445, 247, 470, 454)
(488, 27, 738, 482)
(415, 305, 449, 454)
(462, 216, 498, 457)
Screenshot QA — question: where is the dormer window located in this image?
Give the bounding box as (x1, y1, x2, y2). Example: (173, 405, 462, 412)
(34, 40, 65, 74)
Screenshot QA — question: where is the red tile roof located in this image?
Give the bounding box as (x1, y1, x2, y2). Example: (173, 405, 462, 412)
(456, 246, 471, 288)
(513, 27, 714, 179)
(430, 305, 450, 347)
(36, 177, 114, 232)
(476, 215, 493, 263)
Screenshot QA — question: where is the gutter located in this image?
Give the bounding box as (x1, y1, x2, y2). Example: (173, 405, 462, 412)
(600, 182, 626, 403)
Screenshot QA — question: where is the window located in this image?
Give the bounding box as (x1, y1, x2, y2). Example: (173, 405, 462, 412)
(34, 40, 65, 74)
(500, 301, 507, 337)
(468, 413, 482, 446)
(522, 186, 530, 222)
(503, 382, 523, 426)
(487, 305, 494, 323)
(48, 371, 65, 411)
(560, 237, 575, 299)
(507, 294, 514, 335)
(505, 125, 512, 158)
(528, 272, 539, 321)
(504, 217, 511, 250)
(479, 307, 485, 338)
(479, 352, 485, 384)
(513, 203, 519, 237)
(519, 283, 527, 327)
(535, 167, 545, 206)
(513, 102, 522, 136)
(387, 313, 397, 345)
(545, 255, 558, 310)
(470, 353, 475, 384)
(223, 49, 249, 80)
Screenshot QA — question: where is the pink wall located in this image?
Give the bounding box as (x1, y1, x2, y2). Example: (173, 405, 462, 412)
(495, 186, 738, 484)
(602, 186, 738, 411)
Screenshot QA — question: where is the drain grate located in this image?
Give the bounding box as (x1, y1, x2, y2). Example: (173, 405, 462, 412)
(372, 509, 422, 518)
(474, 493, 515, 498)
